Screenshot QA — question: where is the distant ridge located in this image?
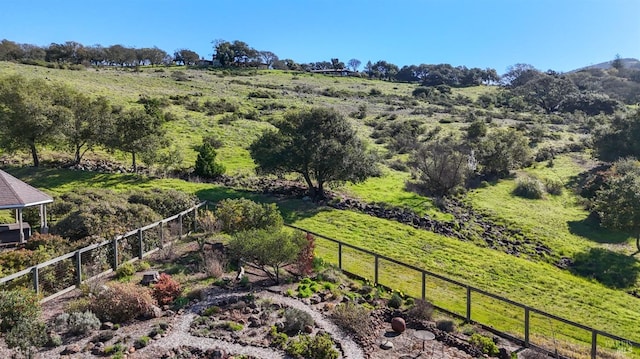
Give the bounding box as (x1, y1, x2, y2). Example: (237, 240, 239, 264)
(572, 57, 640, 72)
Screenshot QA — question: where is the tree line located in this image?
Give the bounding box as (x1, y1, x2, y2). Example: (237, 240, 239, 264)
(0, 75, 167, 170)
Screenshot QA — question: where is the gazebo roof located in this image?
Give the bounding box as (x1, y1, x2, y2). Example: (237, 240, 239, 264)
(0, 169, 53, 210)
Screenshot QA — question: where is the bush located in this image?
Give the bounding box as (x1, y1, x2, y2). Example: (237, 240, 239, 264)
(286, 333, 338, 359)
(127, 189, 198, 218)
(331, 302, 371, 335)
(513, 177, 545, 199)
(544, 178, 564, 195)
(284, 308, 314, 334)
(0, 288, 41, 332)
(90, 282, 156, 323)
(407, 299, 434, 321)
(194, 143, 225, 179)
(4, 318, 48, 357)
(269, 325, 289, 349)
(215, 198, 283, 234)
(436, 320, 456, 332)
(153, 273, 182, 305)
(134, 336, 150, 348)
(115, 262, 135, 280)
(469, 333, 499, 356)
(387, 292, 403, 309)
(67, 311, 101, 335)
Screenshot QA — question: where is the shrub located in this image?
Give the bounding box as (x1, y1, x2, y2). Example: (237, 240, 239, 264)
(436, 320, 456, 332)
(115, 262, 135, 280)
(90, 282, 156, 323)
(296, 233, 315, 276)
(544, 178, 564, 195)
(469, 333, 499, 356)
(387, 292, 403, 309)
(134, 336, 150, 348)
(194, 142, 225, 179)
(226, 321, 244, 331)
(284, 308, 314, 334)
(215, 198, 283, 234)
(65, 297, 91, 314)
(153, 273, 182, 305)
(47, 331, 63, 347)
(331, 302, 371, 335)
(407, 299, 434, 321)
(286, 333, 339, 359)
(513, 177, 545, 199)
(0, 288, 41, 332)
(269, 325, 289, 349)
(4, 319, 48, 357)
(127, 189, 197, 218)
(67, 311, 101, 335)
(202, 306, 221, 316)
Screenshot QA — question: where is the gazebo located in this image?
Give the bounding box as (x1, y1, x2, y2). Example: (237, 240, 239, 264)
(0, 169, 53, 244)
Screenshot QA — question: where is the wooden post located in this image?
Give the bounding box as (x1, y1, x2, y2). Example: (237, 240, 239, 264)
(32, 266, 39, 294)
(159, 221, 164, 249)
(524, 307, 530, 347)
(138, 229, 144, 259)
(178, 214, 183, 239)
(591, 331, 597, 359)
(113, 237, 119, 270)
(421, 271, 426, 300)
(75, 251, 82, 286)
(338, 242, 342, 269)
(466, 286, 472, 322)
(193, 208, 198, 232)
(374, 255, 379, 285)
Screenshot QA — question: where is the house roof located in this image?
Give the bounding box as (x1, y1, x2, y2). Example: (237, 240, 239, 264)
(0, 169, 53, 209)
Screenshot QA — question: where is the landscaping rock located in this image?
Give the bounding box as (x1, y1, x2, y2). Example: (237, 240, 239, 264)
(62, 344, 82, 355)
(304, 325, 313, 334)
(391, 317, 406, 333)
(101, 322, 114, 330)
(380, 340, 394, 350)
(140, 271, 160, 286)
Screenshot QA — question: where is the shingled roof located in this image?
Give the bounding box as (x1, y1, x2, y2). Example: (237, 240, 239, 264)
(0, 169, 53, 210)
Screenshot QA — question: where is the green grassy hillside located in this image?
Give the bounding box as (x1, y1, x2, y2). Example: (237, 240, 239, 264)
(1, 62, 639, 357)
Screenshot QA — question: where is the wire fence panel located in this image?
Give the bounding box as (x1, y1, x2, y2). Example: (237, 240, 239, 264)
(377, 257, 422, 299)
(424, 274, 467, 319)
(470, 290, 524, 342)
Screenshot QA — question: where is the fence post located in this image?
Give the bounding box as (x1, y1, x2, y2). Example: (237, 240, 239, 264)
(159, 221, 164, 249)
(113, 237, 119, 270)
(591, 331, 597, 359)
(338, 242, 342, 269)
(421, 271, 426, 300)
(524, 307, 530, 347)
(75, 251, 82, 286)
(138, 229, 144, 259)
(193, 207, 198, 232)
(32, 266, 39, 295)
(466, 286, 471, 322)
(178, 214, 183, 239)
(374, 255, 379, 285)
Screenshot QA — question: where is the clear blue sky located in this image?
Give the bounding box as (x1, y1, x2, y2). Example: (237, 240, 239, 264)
(1, 0, 638, 74)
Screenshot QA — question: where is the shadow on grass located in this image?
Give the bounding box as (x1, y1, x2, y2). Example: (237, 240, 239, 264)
(5, 166, 153, 191)
(195, 187, 326, 224)
(570, 248, 640, 289)
(568, 215, 630, 244)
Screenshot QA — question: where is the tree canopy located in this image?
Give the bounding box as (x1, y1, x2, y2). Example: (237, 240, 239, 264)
(593, 158, 640, 253)
(249, 107, 378, 200)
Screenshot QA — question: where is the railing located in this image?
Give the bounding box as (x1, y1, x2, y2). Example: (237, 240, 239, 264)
(0, 202, 206, 303)
(286, 224, 640, 359)
(2, 202, 637, 358)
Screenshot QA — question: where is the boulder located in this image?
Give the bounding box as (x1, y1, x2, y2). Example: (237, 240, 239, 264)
(391, 317, 406, 333)
(380, 340, 394, 350)
(61, 344, 82, 355)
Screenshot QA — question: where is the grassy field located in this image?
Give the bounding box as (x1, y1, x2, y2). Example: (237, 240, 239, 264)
(1, 62, 639, 357)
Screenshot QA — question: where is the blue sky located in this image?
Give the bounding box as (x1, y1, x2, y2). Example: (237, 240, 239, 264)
(1, 0, 638, 73)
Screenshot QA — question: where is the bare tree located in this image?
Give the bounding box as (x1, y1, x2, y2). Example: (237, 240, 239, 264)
(348, 58, 361, 72)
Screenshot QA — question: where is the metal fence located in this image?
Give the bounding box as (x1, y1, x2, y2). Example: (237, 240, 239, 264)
(0, 202, 206, 303)
(286, 224, 640, 359)
(1, 202, 638, 358)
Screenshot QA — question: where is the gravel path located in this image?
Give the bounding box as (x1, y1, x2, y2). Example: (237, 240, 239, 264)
(139, 289, 365, 359)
